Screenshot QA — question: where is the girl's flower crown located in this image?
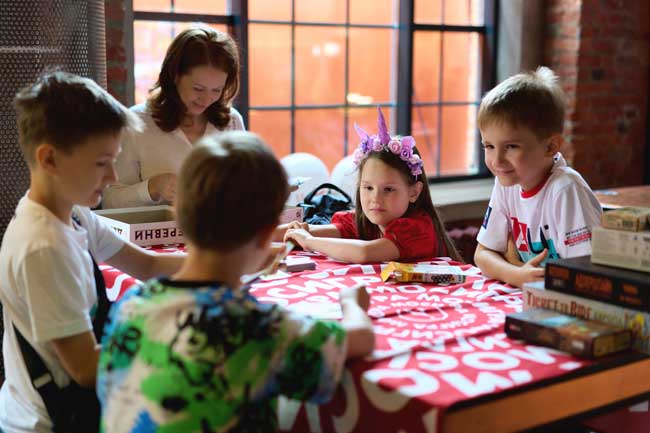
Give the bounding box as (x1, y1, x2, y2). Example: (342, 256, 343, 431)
(352, 107, 424, 177)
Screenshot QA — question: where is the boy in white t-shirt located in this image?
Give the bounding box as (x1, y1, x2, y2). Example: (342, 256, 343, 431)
(0, 72, 185, 433)
(475, 67, 602, 288)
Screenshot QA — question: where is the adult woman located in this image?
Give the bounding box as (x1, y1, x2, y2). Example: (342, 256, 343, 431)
(103, 27, 244, 208)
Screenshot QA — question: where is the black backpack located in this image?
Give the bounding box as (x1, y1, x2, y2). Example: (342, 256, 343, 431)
(299, 183, 354, 225)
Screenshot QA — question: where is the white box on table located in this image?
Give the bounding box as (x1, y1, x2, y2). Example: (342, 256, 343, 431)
(591, 226, 650, 273)
(94, 205, 183, 246)
(95, 205, 302, 247)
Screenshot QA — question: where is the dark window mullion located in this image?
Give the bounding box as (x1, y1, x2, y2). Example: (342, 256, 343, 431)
(133, 11, 234, 25)
(343, 0, 350, 156)
(436, 0, 445, 176)
(290, 0, 296, 153)
(396, 0, 414, 136)
(230, 0, 248, 127)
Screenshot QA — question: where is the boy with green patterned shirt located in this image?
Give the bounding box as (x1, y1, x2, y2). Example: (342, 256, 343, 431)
(97, 131, 375, 433)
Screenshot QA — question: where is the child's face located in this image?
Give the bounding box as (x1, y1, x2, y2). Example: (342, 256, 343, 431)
(53, 132, 121, 208)
(359, 158, 422, 232)
(480, 122, 556, 191)
(175, 65, 228, 118)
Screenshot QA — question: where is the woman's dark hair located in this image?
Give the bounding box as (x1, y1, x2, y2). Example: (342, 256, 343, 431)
(148, 27, 240, 132)
(354, 148, 463, 262)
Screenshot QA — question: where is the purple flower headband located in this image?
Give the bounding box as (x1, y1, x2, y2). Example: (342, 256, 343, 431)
(352, 107, 424, 177)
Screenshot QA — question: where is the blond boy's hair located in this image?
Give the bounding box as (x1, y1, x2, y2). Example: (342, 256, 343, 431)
(477, 66, 565, 139)
(14, 71, 141, 165)
(176, 131, 289, 252)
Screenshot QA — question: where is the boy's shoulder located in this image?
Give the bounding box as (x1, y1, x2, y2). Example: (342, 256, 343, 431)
(545, 154, 593, 195)
(1, 197, 76, 259)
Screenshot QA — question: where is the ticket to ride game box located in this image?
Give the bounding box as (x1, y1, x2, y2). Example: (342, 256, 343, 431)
(505, 308, 632, 358)
(96, 205, 303, 247)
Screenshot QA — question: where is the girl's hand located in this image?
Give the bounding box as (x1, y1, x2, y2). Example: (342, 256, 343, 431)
(284, 228, 312, 250)
(513, 249, 548, 287)
(287, 220, 309, 232)
(148, 173, 177, 203)
(339, 283, 370, 311)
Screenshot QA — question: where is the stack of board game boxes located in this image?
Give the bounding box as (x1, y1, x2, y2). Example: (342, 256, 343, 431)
(505, 207, 650, 358)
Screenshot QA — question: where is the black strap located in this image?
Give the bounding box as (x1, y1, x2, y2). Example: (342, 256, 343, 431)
(13, 324, 62, 426)
(89, 252, 110, 342)
(71, 212, 111, 341)
(10, 212, 109, 432)
(303, 182, 353, 205)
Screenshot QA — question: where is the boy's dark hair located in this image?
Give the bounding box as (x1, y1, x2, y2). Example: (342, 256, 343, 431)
(477, 66, 565, 139)
(14, 71, 140, 165)
(148, 26, 240, 132)
(354, 148, 463, 262)
(177, 131, 288, 251)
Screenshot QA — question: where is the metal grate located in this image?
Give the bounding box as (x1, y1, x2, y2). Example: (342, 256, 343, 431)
(0, 0, 107, 381)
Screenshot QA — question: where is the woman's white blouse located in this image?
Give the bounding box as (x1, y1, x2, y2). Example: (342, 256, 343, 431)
(102, 103, 245, 209)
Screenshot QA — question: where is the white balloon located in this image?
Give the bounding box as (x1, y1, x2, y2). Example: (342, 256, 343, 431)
(330, 155, 358, 205)
(280, 153, 330, 206)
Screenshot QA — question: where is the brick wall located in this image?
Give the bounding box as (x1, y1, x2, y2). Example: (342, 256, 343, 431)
(105, 0, 128, 104)
(545, 0, 650, 188)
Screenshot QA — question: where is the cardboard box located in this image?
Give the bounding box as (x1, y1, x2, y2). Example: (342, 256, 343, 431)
(545, 255, 650, 312)
(380, 261, 466, 284)
(95, 205, 182, 246)
(279, 206, 303, 224)
(591, 226, 650, 273)
(505, 308, 632, 358)
(96, 205, 303, 247)
(523, 281, 650, 354)
(601, 207, 650, 232)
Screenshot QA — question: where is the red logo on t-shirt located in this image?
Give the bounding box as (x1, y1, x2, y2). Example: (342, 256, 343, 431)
(510, 217, 529, 252)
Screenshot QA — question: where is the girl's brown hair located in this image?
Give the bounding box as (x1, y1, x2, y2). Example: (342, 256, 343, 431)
(148, 27, 240, 132)
(354, 148, 463, 262)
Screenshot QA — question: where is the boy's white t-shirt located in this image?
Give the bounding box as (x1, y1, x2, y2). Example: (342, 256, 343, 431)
(477, 153, 602, 264)
(0, 195, 124, 433)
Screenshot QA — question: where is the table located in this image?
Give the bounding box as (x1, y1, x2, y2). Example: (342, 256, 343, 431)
(594, 185, 650, 210)
(101, 246, 650, 433)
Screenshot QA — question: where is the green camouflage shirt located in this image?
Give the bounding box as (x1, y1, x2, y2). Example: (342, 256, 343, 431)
(97, 278, 347, 433)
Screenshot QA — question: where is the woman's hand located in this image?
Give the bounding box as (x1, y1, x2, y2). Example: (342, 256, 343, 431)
(284, 228, 312, 250)
(148, 173, 177, 203)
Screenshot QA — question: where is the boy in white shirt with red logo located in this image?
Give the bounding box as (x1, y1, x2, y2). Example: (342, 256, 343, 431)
(475, 67, 602, 288)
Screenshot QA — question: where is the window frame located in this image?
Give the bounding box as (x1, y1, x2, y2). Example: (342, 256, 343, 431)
(128, 0, 497, 181)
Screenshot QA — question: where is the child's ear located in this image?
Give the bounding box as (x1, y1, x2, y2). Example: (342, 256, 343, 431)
(546, 134, 563, 156)
(35, 143, 58, 174)
(409, 181, 424, 203)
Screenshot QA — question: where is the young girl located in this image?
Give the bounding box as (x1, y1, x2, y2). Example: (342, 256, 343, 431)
(283, 107, 462, 263)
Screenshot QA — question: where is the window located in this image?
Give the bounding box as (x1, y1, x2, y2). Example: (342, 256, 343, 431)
(131, 0, 495, 179)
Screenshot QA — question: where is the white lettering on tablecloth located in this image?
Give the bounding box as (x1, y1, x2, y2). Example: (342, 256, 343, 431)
(462, 352, 520, 370)
(361, 369, 440, 412)
(440, 370, 533, 397)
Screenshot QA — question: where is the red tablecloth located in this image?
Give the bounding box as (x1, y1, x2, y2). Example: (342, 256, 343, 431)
(101, 246, 640, 433)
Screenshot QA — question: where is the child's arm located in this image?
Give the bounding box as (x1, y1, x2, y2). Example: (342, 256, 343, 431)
(474, 242, 547, 288)
(106, 242, 184, 281)
(504, 233, 525, 266)
(339, 284, 374, 358)
(273, 221, 341, 242)
(285, 228, 400, 263)
(51, 331, 101, 388)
